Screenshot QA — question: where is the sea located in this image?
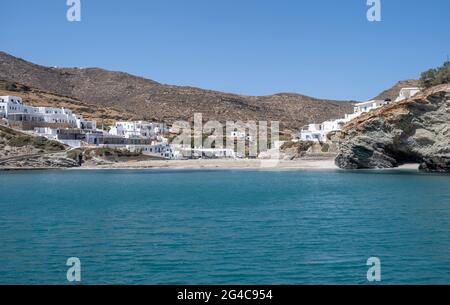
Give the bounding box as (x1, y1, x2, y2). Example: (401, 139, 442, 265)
(0, 169, 449, 284)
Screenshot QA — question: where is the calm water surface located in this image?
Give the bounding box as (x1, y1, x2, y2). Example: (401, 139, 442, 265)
(0, 169, 449, 284)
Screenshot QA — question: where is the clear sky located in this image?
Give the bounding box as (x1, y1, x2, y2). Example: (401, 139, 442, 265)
(1, 0, 449, 101)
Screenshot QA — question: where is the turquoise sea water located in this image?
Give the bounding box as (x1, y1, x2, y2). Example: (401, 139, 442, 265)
(0, 169, 449, 284)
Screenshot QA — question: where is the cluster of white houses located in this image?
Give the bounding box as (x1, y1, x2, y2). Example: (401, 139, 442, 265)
(0, 95, 186, 159)
(0, 95, 242, 159)
(0, 96, 96, 130)
(297, 87, 421, 142)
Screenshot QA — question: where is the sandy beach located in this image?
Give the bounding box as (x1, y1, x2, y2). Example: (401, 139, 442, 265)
(80, 158, 341, 171)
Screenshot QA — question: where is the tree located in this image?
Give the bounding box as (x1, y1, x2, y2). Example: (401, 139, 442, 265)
(420, 69, 436, 89)
(419, 60, 450, 88)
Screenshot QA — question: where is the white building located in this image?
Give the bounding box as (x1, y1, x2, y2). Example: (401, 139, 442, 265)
(0, 96, 26, 118)
(76, 117, 96, 130)
(33, 127, 82, 148)
(299, 119, 347, 142)
(299, 124, 323, 142)
(191, 148, 236, 159)
(395, 87, 421, 102)
(109, 121, 164, 139)
(127, 143, 183, 160)
(0, 95, 96, 130)
(353, 100, 387, 114)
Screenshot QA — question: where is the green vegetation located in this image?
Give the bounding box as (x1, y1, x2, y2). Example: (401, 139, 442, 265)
(281, 141, 313, 153)
(0, 80, 31, 92)
(66, 147, 142, 163)
(420, 61, 450, 89)
(0, 126, 65, 151)
(95, 147, 142, 157)
(321, 143, 330, 153)
(7, 135, 65, 151)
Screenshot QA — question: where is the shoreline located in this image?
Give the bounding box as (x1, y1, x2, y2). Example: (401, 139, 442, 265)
(79, 158, 341, 171)
(0, 158, 421, 172)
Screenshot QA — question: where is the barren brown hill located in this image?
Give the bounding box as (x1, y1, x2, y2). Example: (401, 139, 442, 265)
(0, 51, 354, 131)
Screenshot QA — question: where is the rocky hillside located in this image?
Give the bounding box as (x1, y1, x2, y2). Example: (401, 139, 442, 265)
(0, 51, 354, 131)
(335, 84, 450, 172)
(0, 125, 79, 169)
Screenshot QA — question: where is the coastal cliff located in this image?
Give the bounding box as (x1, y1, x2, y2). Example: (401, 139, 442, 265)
(335, 84, 450, 172)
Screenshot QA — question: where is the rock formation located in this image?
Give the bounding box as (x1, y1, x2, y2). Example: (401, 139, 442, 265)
(335, 84, 450, 172)
(0, 125, 79, 169)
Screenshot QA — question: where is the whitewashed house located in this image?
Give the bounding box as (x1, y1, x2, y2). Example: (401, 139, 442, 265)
(299, 124, 324, 142)
(191, 148, 236, 159)
(299, 118, 347, 142)
(127, 143, 183, 160)
(395, 87, 421, 102)
(353, 100, 387, 114)
(109, 121, 164, 138)
(76, 117, 97, 130)
(0, 96, 26, 118)
(33, 127, 83, 148)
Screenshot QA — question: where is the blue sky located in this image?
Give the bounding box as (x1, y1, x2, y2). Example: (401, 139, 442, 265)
(1, 0, 449, 101)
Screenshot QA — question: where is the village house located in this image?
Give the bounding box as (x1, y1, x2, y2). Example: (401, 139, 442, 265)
(352, 100, 387, 114)
(33, 128, 101, 148)
(298, 124, 323, 142)
(126, 143, 183, 160)
(190, 148, 236, 159)
(109, 121, 165, 139)
(394, 87, 421, 102)
(298, 119, 346, 142)
(85, 132, 154, 147)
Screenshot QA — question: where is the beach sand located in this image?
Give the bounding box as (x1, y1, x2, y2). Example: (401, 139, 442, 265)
(80, 158, 341, 171)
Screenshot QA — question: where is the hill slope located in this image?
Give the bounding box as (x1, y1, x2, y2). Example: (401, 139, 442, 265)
(0, 51, 354, 130)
